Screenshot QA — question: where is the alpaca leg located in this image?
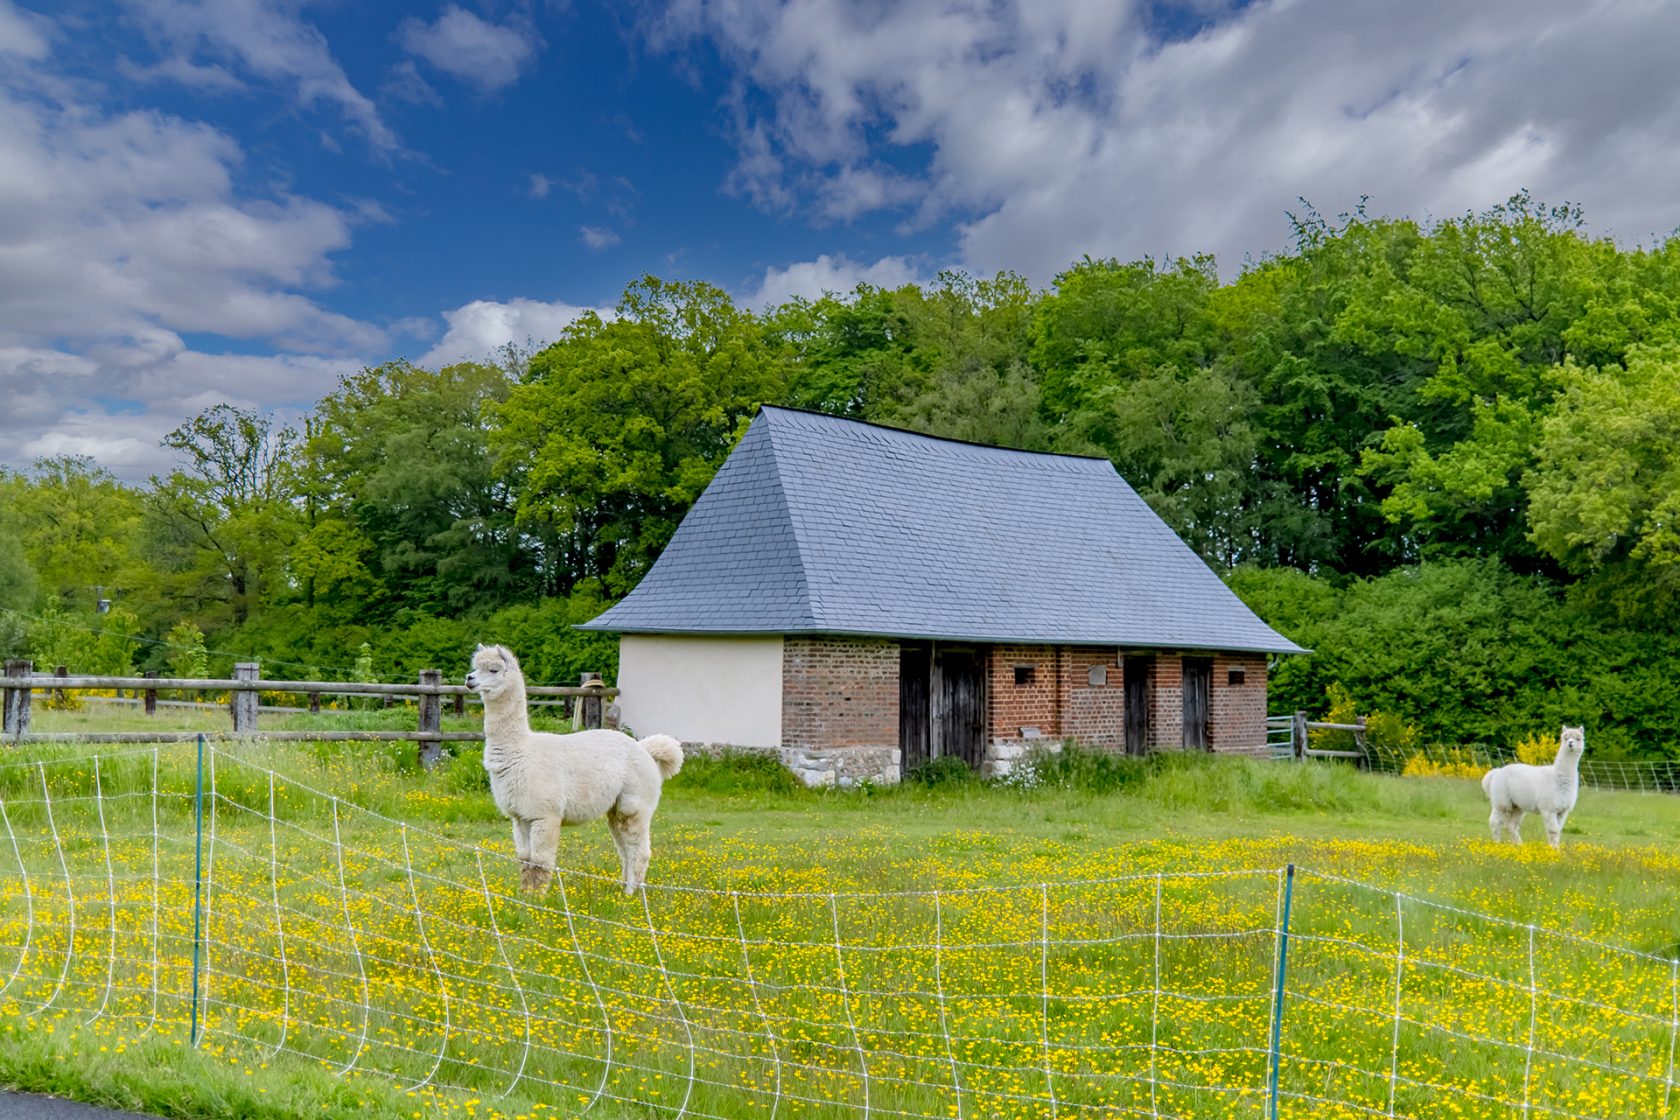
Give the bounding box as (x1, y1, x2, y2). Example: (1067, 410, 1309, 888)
(605, 815, 634, 894)
(512, 818, 532, 864)
(1505, 811, 1524, 844)
(523, 818, 560, 892)
(1542, 811, 1562, 849)
(1488, 807, 1506, 842)
(613, 815, 652, 895)
(626, 815, 653, 895)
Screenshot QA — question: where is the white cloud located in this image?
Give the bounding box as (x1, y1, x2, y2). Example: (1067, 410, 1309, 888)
(419, 297, 611, 368)
(0, 0, 50, 59)
(654, 0, 1680, 281)
(0, 17, 386, 480)
(744, 253, 923, 309)
(123, 0, 397, 150)
(117, 54, 247, 92)
(579, 225, 620, 250)
(398, 5, 540, 93)
(527, 172, 552, 199)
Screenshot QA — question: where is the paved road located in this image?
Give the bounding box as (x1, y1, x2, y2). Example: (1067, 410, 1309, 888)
(0, 1090, 160, 1119)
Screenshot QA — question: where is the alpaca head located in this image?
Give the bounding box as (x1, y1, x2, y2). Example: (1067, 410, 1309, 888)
(1559, 725, 1585, 760)
(466, 644, 523, 701)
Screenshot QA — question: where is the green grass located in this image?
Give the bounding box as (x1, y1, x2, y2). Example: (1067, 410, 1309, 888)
(1, 727, 1678, 1120)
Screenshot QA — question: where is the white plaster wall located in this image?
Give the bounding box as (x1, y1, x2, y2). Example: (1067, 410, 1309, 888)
(615, 635, 784, 747)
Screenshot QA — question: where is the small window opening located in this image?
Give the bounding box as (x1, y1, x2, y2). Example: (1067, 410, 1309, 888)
(1014, 664, 1036, 686)
(1228, 666, 1247, 686)
(1087, 664, 1108, 687)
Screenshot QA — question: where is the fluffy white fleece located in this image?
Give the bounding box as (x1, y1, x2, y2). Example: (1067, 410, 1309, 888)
(1481, 726, 1584, 848)
(467, 644, 684, 894)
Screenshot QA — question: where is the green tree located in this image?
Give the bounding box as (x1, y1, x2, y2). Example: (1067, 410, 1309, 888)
(2, 456, 144, 607)
(1525, 345, 1680, 596)
(494, 276, 786, 594)
(147, 405, 301, 626)
(308, 360, 518, 616)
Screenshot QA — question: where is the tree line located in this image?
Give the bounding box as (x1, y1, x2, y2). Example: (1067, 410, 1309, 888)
(4, 192, 1680, 755)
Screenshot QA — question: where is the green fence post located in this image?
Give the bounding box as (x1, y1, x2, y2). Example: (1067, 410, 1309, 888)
(190, 733, 205, 1047)
(1267, 863, 1297, 1120)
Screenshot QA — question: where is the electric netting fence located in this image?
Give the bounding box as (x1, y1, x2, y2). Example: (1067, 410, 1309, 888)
(0, 742, 1677, 1119)
(1363, 741, 1680, 794)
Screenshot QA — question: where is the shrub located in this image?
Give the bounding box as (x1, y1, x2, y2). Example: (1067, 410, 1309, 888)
(907, 755, 977, 788)
(1513, 729, 1559, 765)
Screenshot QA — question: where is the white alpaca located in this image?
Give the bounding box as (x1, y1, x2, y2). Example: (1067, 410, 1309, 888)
(1481, 726, 1585, 848)
(467, 644, 684, 894)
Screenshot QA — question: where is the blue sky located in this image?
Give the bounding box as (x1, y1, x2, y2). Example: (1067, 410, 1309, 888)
(4, 0, 1680, 478)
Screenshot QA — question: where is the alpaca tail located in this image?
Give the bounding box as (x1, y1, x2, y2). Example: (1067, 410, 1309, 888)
(640, 733, 684, 780)
(1480, 768, 1495, 797)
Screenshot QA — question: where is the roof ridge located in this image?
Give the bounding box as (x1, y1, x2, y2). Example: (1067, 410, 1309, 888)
(757, 404, 1114, 465)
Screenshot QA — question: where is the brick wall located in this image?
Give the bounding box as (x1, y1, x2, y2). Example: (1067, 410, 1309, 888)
(1061, 647, 1124, 749)
(781, 636, 900, 751)
(987, 643, 1060, 740)
(1151, 655, 1184, 750)
(1209, 653, 1269, 756)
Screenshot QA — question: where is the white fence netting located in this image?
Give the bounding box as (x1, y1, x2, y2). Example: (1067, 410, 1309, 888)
(0, 743, 1675, 1119)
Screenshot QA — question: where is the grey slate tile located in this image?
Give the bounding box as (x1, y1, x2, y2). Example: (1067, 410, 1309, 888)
(582, 407, 1305, 654)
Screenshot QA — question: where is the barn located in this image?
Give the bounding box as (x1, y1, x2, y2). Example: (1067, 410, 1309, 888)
(581, 406, 1304, 786)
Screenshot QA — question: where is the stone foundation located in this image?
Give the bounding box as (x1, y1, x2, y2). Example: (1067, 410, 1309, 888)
(984, 736, 1061, 778)
(782, 745, 902, 788)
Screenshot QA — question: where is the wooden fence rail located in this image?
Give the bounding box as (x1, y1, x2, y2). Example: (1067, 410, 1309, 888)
(1266, 711, 1369, 763)
(1, 659, 618, 769)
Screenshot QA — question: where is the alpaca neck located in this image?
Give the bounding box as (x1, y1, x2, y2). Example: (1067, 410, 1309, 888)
(1553, 751, 1580, 792)
(481, 678, 531, 768)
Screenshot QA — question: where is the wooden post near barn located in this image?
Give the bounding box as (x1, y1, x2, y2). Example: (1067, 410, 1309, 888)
(579, 673, 605, 730)
(2, 660, 30, 739)
(143, 671, 158, 716)
(417, 669, 443, 770)
(232, 662, 260, 733)
(1292, 710, 1308, 762)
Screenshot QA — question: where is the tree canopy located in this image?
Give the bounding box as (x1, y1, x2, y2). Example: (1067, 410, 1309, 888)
(8, 195, 1680, 751)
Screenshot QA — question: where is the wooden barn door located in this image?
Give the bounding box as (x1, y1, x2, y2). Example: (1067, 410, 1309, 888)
(933, 646, 987, 770)
(899, 643, 931, 770)
(1124, 654, 1153, 756)
(1182, 656, 1212, 750)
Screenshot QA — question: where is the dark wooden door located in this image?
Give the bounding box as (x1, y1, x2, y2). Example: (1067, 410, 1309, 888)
(1182, 656, 1212, 750)
(1124, 654, 1153, 756)
(933, 647, 986, 770)
(899, 643, 931, 769)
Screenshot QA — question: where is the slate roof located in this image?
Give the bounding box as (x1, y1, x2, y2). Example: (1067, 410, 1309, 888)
(581, 407, 1306, 654)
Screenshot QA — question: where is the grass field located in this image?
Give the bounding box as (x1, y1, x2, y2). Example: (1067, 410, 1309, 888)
(1, 710, 1678, 1120)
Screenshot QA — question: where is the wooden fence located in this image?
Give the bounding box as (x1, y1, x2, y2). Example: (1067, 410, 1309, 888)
(1265, 711, 1369, 763)
(0, 659, 618, 769)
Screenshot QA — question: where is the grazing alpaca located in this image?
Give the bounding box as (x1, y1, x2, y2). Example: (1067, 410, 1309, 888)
(1481, 726, 1585, 848)
(467, 644, 684, 894)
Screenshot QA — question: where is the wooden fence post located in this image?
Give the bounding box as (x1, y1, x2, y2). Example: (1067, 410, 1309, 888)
(1355, 715, 1369, 768)
(452, 690, 465, 717)
(580, 672, 604, 730)
(232, 662, 260, 733)
(308, 691, 320, 715)
(2, 660, 30, 739)
(417, 669, 442, 770)
(54, 665, 68, 707)
(1292, 710, 1308, 762)
(144, 671, 158, 716)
